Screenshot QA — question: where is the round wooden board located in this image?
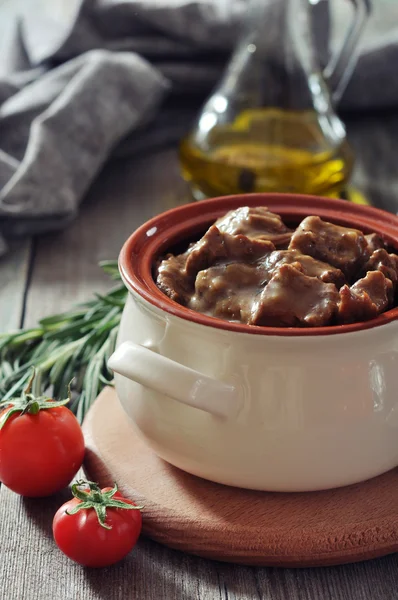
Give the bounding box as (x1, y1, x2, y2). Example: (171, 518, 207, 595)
(82, 387, 398, 568)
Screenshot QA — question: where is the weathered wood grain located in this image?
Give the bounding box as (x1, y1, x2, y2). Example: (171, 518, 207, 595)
(0, 486, 260, 600)
(2, 134, 398, 599)
(1, 482, 398, 600)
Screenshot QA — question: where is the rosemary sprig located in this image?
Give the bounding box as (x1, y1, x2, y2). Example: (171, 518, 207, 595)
(0, 261, 126, 422)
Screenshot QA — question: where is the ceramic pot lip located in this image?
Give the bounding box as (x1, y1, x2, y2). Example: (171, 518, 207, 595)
(119, 193, 398, 337)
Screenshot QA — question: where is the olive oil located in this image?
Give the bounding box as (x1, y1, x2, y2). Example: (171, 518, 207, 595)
(179, 108, 354, 200)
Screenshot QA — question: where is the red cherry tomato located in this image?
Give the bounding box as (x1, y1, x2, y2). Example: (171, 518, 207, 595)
(0, 404, 84, 497)
(53, 484, 142, 568)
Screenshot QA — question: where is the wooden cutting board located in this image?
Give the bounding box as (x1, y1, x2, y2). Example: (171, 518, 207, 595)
(82, 387, 398, 568)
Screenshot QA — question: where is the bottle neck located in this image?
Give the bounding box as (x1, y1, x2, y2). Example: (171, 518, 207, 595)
(216, 0, 337, 114)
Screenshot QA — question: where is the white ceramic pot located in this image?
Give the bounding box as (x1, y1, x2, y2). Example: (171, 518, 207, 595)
(108, 194, 398, 492)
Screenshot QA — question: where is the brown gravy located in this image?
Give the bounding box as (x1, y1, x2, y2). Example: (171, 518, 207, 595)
(155, 206, 398, 327)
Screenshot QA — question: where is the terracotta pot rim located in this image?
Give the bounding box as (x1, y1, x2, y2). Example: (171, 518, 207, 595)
(119, 193, 398, 337)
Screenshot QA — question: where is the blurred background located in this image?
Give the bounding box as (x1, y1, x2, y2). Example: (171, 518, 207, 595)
(0, 0, 397, 256)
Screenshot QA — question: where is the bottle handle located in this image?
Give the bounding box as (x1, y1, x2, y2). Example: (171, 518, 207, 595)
(323, 0, 372, 105)
(108, 341, 242, 419)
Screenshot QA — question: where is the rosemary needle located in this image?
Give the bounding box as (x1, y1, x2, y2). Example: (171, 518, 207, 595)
(0, 261, 126, 422)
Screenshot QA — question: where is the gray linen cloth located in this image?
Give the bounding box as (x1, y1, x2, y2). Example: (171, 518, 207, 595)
(0, 0, 397, 255)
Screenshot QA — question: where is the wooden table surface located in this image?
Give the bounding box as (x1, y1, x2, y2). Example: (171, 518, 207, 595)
(1, 113, 398, 599)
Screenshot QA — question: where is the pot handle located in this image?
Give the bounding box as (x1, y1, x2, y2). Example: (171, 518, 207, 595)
(108, 341, 242, 419)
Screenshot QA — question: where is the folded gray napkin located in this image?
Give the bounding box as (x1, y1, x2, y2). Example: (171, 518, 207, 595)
(0, 0, 397, 255)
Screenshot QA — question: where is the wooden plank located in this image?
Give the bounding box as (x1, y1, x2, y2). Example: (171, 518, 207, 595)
(0, 239, 31, 331)
(2, 482, 398, 600)
(0, 486, 259, 600)
(254, 558, 398, 600)
(2, 138, 398, 599)
(0, 148, 258, 599)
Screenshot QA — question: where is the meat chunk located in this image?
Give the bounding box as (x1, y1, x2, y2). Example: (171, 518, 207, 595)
(184, 225, 274, 277)
(184, 226, 227, 277)
(249, 264, 339, 327)
(262, 249, 345, 288)
(337, 271, 392, 324)
(352, 270, 392, 310)
(156, 254, 193, 305)
(155, 206, 398, 328)
(362, 249, 398, 286)
(189, 263, 268, 322)
(337, 287, 378, 324)
(365, 233, 385, 255)
(216, 206, 292, 248)
(289, 216, 367, 280)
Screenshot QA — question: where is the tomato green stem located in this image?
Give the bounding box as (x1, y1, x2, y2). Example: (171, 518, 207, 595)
(0, 369, 72, 429)
(66, 480, 143, 530)
(27, 400, 40, 415)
